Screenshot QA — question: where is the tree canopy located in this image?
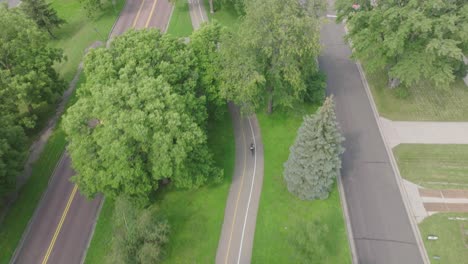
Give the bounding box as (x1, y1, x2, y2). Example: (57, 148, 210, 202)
(63, 30, 222, 203)
(220, 0, 325, 114)
(107, 197, 170, 264)
(20, 0, 65, 37)
(0, 5, 64, 129)
(337, 0, 468, 88)
(283, 96, 344, 200)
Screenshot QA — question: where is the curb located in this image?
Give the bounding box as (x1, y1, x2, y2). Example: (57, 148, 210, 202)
(10, 153, 67, 264)
(80, 197, 105, 264)
(336, 172, 359, 264)
(108, 0, 128, 39)
(344, 24, 430, 263)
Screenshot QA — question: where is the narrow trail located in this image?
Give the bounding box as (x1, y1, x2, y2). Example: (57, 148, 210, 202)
(186, 4, 266, 263)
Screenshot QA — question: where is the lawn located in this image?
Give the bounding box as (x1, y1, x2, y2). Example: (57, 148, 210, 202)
(252, 105, 351, 263)
(51, 0, 125, 82)
(394, 144, 468, 190)
(419, 213, 468, 263)
(84, 111, 235, 263)
(204, 0, 240, 30)
(166, 0, 193, 37)
(365, 66, 468, 121)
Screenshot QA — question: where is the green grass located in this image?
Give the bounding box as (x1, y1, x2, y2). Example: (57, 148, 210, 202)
(83, 111, 235, 263)
(204, 0, 240, 30)
(166, 0, 193, 37)
(419, 213, 468, 263)
(252, 105, 351, 263)
(50, 0, 125, 82)
(84, 200, 115, 264)
(365, 66, 468, 121)
(394, 144, 468, 189)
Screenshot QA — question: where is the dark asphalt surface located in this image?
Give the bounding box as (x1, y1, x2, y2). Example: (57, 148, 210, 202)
(12, 155, 102, 264)
(11, 1, 173, 263)
(319, 1, 425, 263)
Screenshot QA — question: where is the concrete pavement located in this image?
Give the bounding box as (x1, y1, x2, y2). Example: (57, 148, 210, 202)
(11, 1, 174, 263)
(319, 0, 426, 263)
(380, 118, 468, 148)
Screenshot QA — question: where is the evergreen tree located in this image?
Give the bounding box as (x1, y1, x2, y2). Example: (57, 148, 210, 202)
(20, 0, 65, 38)
(283, 96, 344, 200)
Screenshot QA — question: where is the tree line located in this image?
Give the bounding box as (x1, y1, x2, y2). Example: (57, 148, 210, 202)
(0, 3, 65, 199)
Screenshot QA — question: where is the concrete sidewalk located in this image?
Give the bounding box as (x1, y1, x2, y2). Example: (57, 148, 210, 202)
(380, 117, 468, 148)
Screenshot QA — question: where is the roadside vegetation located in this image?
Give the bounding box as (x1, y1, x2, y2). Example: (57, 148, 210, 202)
(0, 0, 123, 262)
(419, 213, 468, 263)
(253, 105, 351, 263)
(166, 0, 192, 37)
(394, 144, 468, 190)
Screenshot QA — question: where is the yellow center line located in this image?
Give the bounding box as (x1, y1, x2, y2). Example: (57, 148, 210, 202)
(225, 117, 248, 264)
(41, 185, 78, 264)
(145, 0, 158, 28)
(132, 0, 146, 28)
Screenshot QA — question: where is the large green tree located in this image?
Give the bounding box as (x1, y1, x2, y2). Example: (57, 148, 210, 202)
(283, 96, 344, 200)
(63, 30, 222, 203)
(190, 21, 226, 117)
(107, 197, 170, 264)
(0, 115, 27, 198)
(0, 5, 64, 129)
(20, 0, 65, 38)
(220, 0, 325, 114)
(337, 0, 468, 88)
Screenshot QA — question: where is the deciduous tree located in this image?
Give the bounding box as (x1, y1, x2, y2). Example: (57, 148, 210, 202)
(63, 30, 222, 203)
(0, 5, 64, 129)
(20, 0, 65, 38)
(107, 197, 170, 264)
(336, 0, 468, 88)
(220, 0, 325, 114)
(283, 96, 344, 200)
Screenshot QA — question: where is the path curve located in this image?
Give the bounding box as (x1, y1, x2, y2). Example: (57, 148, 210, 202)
(186, 3, 265, 263)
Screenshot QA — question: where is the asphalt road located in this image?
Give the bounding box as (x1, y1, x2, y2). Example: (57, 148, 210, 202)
(319, 1, 425, 263)
(11, 1, 173, 263)
(215, 104, 264, 264)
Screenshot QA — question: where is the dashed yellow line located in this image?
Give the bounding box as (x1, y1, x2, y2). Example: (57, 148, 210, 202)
(41, 185, 78, 264)
(145, 0, 158, 28)
(132, 0, 146, 28)
(224, 118, 248, 263)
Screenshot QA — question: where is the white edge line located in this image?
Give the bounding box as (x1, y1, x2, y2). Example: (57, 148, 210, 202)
(197, 0, 206, 24)
(236, 117, 257, 264)
(164, 4, 175, 33)
(80, 197, 105, 264)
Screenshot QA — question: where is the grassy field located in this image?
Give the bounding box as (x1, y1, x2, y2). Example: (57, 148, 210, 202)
(51, 0, 125, 82)
(84, 111, 235, 263)
(394, 144, 468, 190)
(419, 213, 468, 263)
(166, 0, 193, 37)
(252, 105, 351, 263)
(204, 0, 240, 30)
(365, 66, 468, 121)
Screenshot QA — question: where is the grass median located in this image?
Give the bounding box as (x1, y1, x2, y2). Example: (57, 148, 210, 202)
(166, 0, 193, 37)
(252, 105, 351, 263)
(394, 144, 468, 190)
